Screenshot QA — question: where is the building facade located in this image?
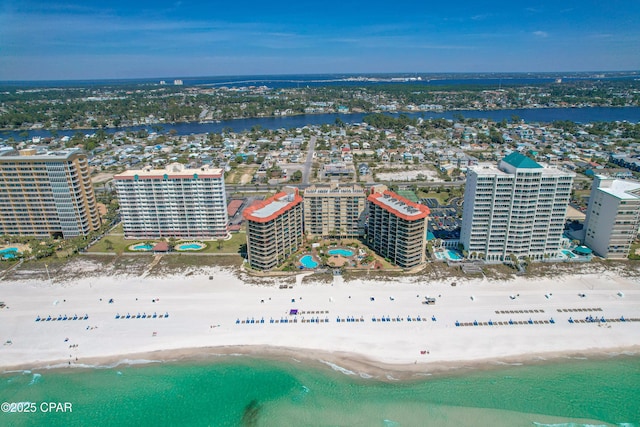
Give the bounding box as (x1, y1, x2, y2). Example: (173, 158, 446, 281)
(244, 187, 304, 270)
(583, 175, 640, 259)
(0, 148, 100, 238)
(114, 163, 228, 239)
(366, 188, 430, 268)
(303, 184, 366, 238)
(460, 152, 574, 262)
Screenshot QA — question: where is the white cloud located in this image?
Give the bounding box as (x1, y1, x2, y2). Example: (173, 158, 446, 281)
(533, 31, 548, 38)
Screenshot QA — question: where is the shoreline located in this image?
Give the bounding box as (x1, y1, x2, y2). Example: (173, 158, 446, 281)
(3, 344, 639, 382)
(1, 264, 639, 381)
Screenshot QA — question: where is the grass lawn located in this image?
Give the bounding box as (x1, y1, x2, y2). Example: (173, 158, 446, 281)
(87, 231, 247, 255)
(87, 233, 136, 254)
(109, 223, 124, 234)
(200, 232, 246, 254)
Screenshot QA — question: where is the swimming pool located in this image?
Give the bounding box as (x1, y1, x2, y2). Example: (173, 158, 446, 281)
(1, 247, 18, 260)
(300, 255, 318, 268)
(562, 250, 576, 258)
(130, 243, 153, 251)
(435, 250, 463, 261)
(176, 242, 206, 251)
(328, 249, 354, 257)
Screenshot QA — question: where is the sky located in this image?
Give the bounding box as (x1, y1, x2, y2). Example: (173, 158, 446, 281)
(1, 0, 639, 80)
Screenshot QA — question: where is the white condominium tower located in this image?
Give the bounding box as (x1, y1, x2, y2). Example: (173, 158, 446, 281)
(303, 184, 366, 238)
(460, 152, 574, 262)
(583, 175, 640, 259)
(0, 148, 101, 238)
(114, 163, 229, 239)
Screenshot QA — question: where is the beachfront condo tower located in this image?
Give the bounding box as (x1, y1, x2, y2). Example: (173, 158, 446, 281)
(365, 186, 430, 268)
(460, 152, 574, 262)
(583, 175, 640, 259)
(243, 187, 304, 270)
(303, 184, 367, 238)
(114, 163, 229, 239)
(0, 148, 101, 238)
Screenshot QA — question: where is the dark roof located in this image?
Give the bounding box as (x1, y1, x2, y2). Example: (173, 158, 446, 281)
(502, 152, 542, 169)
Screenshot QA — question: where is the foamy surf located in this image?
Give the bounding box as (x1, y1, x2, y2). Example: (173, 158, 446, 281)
(318, 359, 356, 376)
(533, 423, 608, 427)
(28, 373, 41, 385)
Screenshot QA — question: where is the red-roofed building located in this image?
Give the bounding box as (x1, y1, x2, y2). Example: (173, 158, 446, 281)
(152, 241, 169, 252)
(243, 187, 303, 270)
(227, 199, 244, 217)
(366, 187, 430, 268)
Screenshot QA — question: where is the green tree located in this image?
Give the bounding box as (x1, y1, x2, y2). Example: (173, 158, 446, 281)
(290, 170, 303, 183)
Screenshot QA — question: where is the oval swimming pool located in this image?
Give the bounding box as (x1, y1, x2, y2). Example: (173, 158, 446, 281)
(131, 243, 153, 251)
(327, 249, 354, 257)
(176, 243, 206, 251)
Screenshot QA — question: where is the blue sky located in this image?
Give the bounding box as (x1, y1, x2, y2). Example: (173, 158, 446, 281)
(1, 0, 639, 80)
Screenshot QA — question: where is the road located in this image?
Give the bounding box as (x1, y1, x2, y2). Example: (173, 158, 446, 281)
(225, 180, 466, 194)
(302, 135, 316, 185)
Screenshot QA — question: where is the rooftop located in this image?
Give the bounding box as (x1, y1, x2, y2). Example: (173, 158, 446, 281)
(0, 147, 85, 161)
(114, 163, 223, 179)
(305, 184, 365, 196)
(243, 189, 303, 223)
(502, 152, 542, 169)
(471, 161, 574, 178)
(596, 176, 640, 200)
(368, 190, 430, 221)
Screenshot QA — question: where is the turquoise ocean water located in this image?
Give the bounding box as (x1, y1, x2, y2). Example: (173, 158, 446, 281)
(1, 355, 638, 427)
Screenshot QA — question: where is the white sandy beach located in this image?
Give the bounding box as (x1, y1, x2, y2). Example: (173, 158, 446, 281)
(1, 266, 639, 377)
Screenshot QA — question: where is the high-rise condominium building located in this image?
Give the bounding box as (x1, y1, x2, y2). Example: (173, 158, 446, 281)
(366, 187, 430, 268)
(114, 163, 229, 239)
(303, 184, 366, 238)
(0, 148, 100, 238)
(583, 175, 640, 259)
(460, 152, 574, 262)
(244, 187, 304, 270)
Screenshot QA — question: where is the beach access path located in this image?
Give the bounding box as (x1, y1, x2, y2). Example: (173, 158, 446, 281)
(0, 268, 639, 377)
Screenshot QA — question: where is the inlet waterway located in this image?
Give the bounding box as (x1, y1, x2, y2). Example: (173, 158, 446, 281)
(2, 107, 639, 140)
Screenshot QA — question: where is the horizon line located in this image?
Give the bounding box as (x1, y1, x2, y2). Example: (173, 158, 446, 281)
(1, 70, 639, 84)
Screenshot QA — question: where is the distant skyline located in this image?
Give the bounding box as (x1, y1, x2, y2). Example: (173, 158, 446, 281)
(1, 1, 639, 81)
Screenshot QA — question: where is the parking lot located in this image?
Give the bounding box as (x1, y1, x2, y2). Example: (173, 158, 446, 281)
(421, 198, 462, 240)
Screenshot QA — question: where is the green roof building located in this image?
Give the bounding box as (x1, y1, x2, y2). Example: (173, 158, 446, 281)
(460, 152, 575, 263)
(501, 152, 542, 169)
